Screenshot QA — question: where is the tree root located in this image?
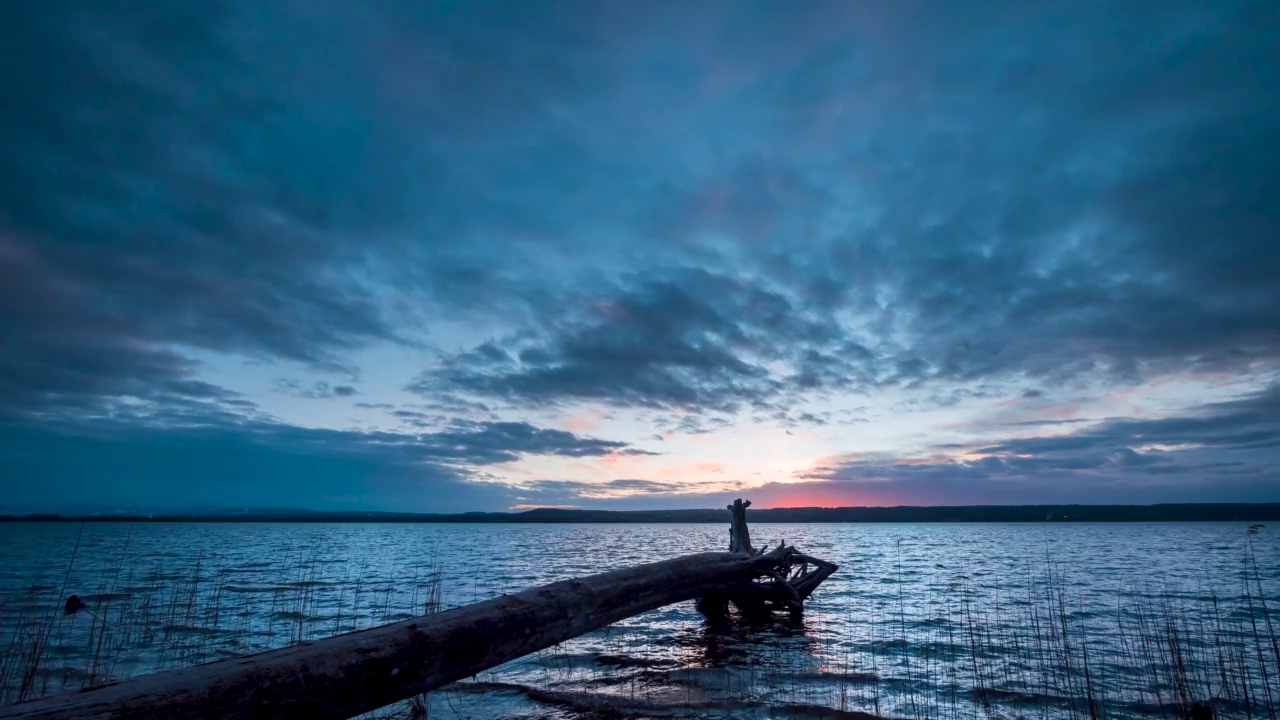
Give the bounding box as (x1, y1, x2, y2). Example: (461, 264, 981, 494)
(707, 498, 839, 617)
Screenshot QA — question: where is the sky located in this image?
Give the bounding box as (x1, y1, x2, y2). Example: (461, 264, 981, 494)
(1, 1, 1278, 513)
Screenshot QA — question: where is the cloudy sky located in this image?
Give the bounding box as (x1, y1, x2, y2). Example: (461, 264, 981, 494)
(2, 1, 1278, 513)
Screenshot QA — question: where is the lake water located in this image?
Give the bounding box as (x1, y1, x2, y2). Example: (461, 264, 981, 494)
(1, 522, 1277, 719)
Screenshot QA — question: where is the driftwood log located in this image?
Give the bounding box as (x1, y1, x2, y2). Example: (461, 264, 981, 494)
(2, 498, 835, 720)
(704, 498, 839, 616)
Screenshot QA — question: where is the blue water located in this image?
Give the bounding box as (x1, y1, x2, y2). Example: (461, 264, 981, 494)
(1, 522, 1277, 719)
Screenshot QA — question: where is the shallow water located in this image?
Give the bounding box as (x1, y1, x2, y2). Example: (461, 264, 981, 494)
(1, 522, 1277, 719)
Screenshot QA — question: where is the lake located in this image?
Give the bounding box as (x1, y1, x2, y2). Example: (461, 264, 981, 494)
(1, 522, 1277, 719)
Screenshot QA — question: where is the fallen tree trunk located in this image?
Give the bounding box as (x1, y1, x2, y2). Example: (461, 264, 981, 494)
(714, 498, 840, 614)
(2, 553, 760, 720)
(3, 499, 836, 720)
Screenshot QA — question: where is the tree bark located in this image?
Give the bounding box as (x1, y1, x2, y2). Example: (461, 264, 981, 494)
(728, 498, 757, 554)
(722, 499, 839, 614)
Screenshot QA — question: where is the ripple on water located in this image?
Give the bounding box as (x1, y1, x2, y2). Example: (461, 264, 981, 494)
(0, 521, 1275, 718)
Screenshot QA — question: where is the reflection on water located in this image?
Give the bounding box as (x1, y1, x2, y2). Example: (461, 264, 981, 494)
(0, 522, 1277, 719)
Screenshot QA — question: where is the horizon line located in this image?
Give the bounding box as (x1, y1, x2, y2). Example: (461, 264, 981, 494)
(3, 502, 1278, 523)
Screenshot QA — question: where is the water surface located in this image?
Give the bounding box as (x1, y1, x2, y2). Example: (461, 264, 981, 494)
(1, 522, 1276, 719)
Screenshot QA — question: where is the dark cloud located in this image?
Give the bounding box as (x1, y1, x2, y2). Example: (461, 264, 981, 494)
(386, 408, 449, 429)
(982, 385, 1280, 456)
(0, 1, 618, 418)
(412, 0, 1280, 419)
(753, 410, 833, 429)
(0, 411, 651, 512)
(2, 1, 1278, 509)
(654, 413, 735, 436)
(274, 380, 359, 399)
(425, 420, 657, 463)
(8, 1, 1279, 420)
(801, 384, 1280, 503)
(0, 3, 391, 418)
(741, 3, 1280, 392)
(413, 267, 846, 413)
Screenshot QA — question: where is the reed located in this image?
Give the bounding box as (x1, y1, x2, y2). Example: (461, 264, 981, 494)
(809, 533, 1279, 720)
(0, 526, 453, 712)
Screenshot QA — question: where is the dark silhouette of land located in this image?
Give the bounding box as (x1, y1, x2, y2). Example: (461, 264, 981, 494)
(2, 503, 1278, 523)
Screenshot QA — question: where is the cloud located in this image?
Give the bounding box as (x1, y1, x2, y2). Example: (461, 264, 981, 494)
(413, 267, 853, 414)
(800, 384, 1280, 504)
(507, 475, 752, 506)
(411, 0, 1280, 423)
(8, 1, 1278, 421)
(0, 410, 655, 512)
(2, 1, 1278, 509)
(981, 385, 1280, 456)
(425, 420, 657, 463)
(654, 414, 735, 436)
(0, 1, 623, 419)
(388, 408, 449, 429)
(512, 478, 683, 503)
(274, 380, 359, 399)
(0, 4, 397, 420)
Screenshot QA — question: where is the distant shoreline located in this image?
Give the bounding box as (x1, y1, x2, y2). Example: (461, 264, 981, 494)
(2, 503, 1277, 523)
